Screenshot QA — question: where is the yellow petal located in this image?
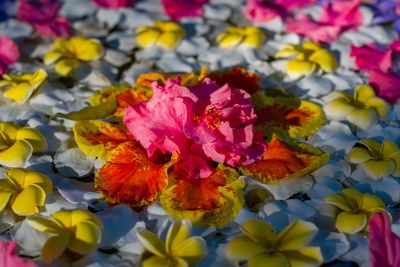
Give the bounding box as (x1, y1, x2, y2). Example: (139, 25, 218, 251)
(324, 98, 354, 118)
(242, 32, 265, 48)
(0, 140, 33, 168)
(71, 209, 102, 228)
(324, 91, 353, 102)
(365, 97, 390, 117)
(155, 21, 184, 32)
(43, 51, 63, 65)
(137, 29, 161, 48)
(359, 139, 381, 155)
(15, 127, 47, 153)
(248, 253, 290, 267)
(217, 33, 243, 48)
(324, 193, 352, 211)
(302, 41, 322, 51)
(24, 170, 53, 193)
(54, 58, 80, 76)
(335, 211, 367, 234)
(174, 237, 208, 262)
(361, 193, 385, 212)
(30, 68, 48, 88)
(42, 234, 69, 263)
(347, 108, 378, 130)
(308, 48, 337, 72)
(340, 188, 364, 209)
(166, 220, 191, 254)
(275, 45, 298, 58)
(0, 122, 19, 140)
(347, 147, 373, 163)
(240, 219, 277, 247)
(354, 84, 376, 103)
(389, 153, 400, 177)
(158, 31, 183, 49)
(226, 236, 267, 261)
(26, 216, 63, 233)
(3, 83, 34, 103)
(0, 190, 13, 212)
(142, 256, 170, 267)
(362, 159, 396, 180)
(380, 140, 399, 158)
(284, 247, 323, 267)
(276, 220, 318, 251)
(286, 60, 317, 79)
(69, 37, 104, 61)
(11, 184, 45, 216)
(68, 221, 101, 254)
(136, 230, 166, 256)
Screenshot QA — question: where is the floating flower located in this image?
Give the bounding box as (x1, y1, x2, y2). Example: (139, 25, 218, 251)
(137, 220, 207, 267)
(369, 70, 400, 104)
(161, 0, 208, 20)
(324, 188, 386, 234)
(0, 168, 52, 216)
(245, 0, 316, 22)
(124, 77, 265, 178)
(0, 240, 37, 267)
(286, 0, 363, 43)
(369, 212, 400, 267)
(27, 209, 102, 263)
(93, 0, 134, 8)
(275, 41, 337, 79)
(0, 36, 19, 76)
(226, 219, 323, 266)
(324, 84, 390, 130)
(17, 0, 72, 39)
(347, 139, 400, 180)
(0, 122, 47, 168)
(0, 68, 47, 103)
(136, 21, 186, 50)
(44, 36, 103, 76)
(216, 26, 266, 49)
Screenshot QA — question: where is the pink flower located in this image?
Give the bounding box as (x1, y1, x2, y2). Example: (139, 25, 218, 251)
(0, 36, 19, 75)
(124, 78, 265, 178)
(369, 212, 400, 267)
(17, 0, 72, 39)
(161, 0, 208, 20)
(0, 240, 37, 267)
(93, 0, 134, 8)
(286, 0, 363, 43)
(369, 70, 400, 104)
(245, 0, 315, 22)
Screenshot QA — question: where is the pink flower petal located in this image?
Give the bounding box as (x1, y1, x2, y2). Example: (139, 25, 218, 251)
(350, 44, 392, 73)
(0, 36, 19, 75)
(161, 0, 208, 20)
(369, 70, 400, 104)
(0, 241, 37, 267)
(93, 0, 134, 8)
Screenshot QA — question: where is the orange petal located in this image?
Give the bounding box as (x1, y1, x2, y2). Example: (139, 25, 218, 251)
(240, 136, 329, 183)
(73, 120, 134, 160)
(95, 142, 177, 209)
(159, 165, 245, 227)
(115, 89, 151, 116)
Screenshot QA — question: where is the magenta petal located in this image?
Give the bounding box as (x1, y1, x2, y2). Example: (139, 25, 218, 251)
(350, 44, 392, 73)
(34, 17, 72, 39)
(161, 0, 208, 20)
(93, 0, 134, 8)
(369, 70, 400, 104)
(0, 241, 37, 267)
(369, 212, 400, 267)
(0, 36, 19, 75)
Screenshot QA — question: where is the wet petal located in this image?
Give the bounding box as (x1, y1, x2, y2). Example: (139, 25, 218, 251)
(347, 147, 373, 163)
(142, 256, 170, 267)
(362, 159, 396, 180)
(226, 236, 267, 261)
(68, 221, 101, 253)
(284, 247, 323, 267)
(361, 194, 385, 212)
(3, 82, 34, 103)
(166, 220, 191, 254)
(355, 84, 376, 103)
(11, 184, 45, 216)
(336, 212, 367, 234)
(276, 220, 318, 251)
(309, 48, 337, 72)
(15, 127, 47, 152)
(0, 140, 33, 168)
(42, 234, 69, 263)
(54, 58, 79, 76)
(324, 98, 354, 118)
(240, 219, 277, 247)
(174, 237, 208, 262)
(347, 108, 378, 130)
(365, 97, 390, 117)
(136, 230, 166, 256)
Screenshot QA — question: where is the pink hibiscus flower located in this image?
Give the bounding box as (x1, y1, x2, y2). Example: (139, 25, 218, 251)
(0, 240, 37, 267)
(93, 0, 134, 8)
(0, 36, 19, 75)
(286, 0, 363, 43)
(369, 212, 400, 267)
(161, 0, 208, 20)
(245, 0, 315, 22)
(124, 78, 265, 178)
(17, 0, 72, 39)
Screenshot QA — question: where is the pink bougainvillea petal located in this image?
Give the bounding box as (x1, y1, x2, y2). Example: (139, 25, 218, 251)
(0, 240, 37, 267)
(350, 44, 392, 73)
(369, 70, 400, 104)
(161, 0, 208, 20)
(369, 212, 400, 267)
(93, 0, 134, 8)
(0, 36, 19, 75)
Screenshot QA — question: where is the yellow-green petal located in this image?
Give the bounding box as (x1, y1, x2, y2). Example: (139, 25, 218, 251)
(26, 216, 63, 233)
(137, 230, 166, 257)
(388, 153, 400, 177)
(137, 29, 161, 48)
(340, 188, 364, 209)
(43, 51, 63, 65)
(380, 140, 399, 158)
(309, 49, 337, 72)
(15, 128, 47, 153)
(0, 190, 13, 212)
(361, 194, 385, 212)
(142, 256, 171, 267)
(166, 220, 191, 254)
(3, 82, 34, 103)
(226, 236, 267, 261)
(42, 234, 69, 263)
(359, 139, 381, 155)
(217, 33, 243, 48)
(54, 58, 80, 76)
(158, 31, 183, 49)
(11, 184, 45, 216)
(174, 237, 207, 262)
(335, 211, 367, 234)
(248, 253, 290, 267)
(68, 221, 100, 253)
(242, 32, 265, 48)
(324, 193, 352, 211)
(276, 220, 318, 251)
(240, 219, 277, 247)
(355, 84, 376, 103)
(347, 147, 373, 163)
(286, 60, 317, 79)
(362, 159, 396, 179)
(324, 98, 354, 118)
(365, 97, 390, 117)
(284, 247, 323, 267)
(0, 140, 33, 168)
(347, 108, 378, 130)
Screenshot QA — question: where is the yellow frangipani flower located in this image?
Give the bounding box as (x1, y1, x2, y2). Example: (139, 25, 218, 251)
(275, 41, 337, 79)
(0, 69, 47, 103)
(0, 168, 52, 216)
(324, 188, 386, 234)
(217, 26, 265, 49)
(347, 139, 400, 180)
(137, 220, 208, 267)
(27, 209, 102, 263)
(324, 84, 390, 130)
(226, 219, 323, 267)
(44, 36, 104, 76)
(0, 122, 47, 168)
(136, 21, 186, 49)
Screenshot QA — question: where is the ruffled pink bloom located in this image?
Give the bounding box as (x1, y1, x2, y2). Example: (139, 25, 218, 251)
(0, 36, 19, 75)
(17, 0, 72, 39)
(369, 212, 400, 267)
(93, 0, 134, 8)
(161, 0, 208, 20)
(0, 240, 37, 267)
(124, 78, 265, 178)
(245, 0, 315, 22)
(369, 70, 400, 104)
(286, 0, 363, 43)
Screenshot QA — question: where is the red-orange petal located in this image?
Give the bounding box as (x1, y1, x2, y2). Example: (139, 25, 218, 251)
(159, 165, 245, 227)
(115, 89, 151, 116)
(240, 136, 329, 183)
(95, 142, 177, 209)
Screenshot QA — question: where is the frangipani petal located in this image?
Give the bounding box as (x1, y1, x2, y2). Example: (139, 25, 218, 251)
(286, 60, 317, 79)
(137, 230, 166, 257)
(68, 221, 101, 253)
(15, 127, 47, 152)
(226, 236, 267, 262)
(158, 31, 184, 49)
(137, 29, 161, 48)
(142, 256, 170, 267)
(11, 184, 45, 216)
(0, 140, 33, 168)
(248, 253, 289, 267)
(174, 237, 208, 262)
(0, 190, 13, 212)
(355, 84, 376, 103)
(159, 166, 245, 227)
(42, 235, 69, 263)
(284, 247, 323, 267)
(324, 98, 354, 118)
(276, 220, 318, 251)
(361, 194, 386, 212)
(54, 58, 79, 76)
(359, 139, 381, 155)
(240, 136, 328, 183)
(365, 97, 390, 117)
(380, 140, 399, 158)
(166, 220, 191, 254)
(347, 147, 373, 163)
(347, 108, 378, 130)
(362, 159, 396, 180)
(324, 193, 352, 212)
(389, 154, 400, 177)
(43, 51, 63, 65)
(3, 82, 34, 103)
(70, 37, 103, 61)
(309, 49, 337, 72)
(335, 212, 367, 234)
(26, 216, 63, 233)
(241, 219, 277, 246)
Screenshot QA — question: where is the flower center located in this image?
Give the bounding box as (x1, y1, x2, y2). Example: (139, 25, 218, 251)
(193, 107, 222, 129)
(0, 131, 12, 151)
